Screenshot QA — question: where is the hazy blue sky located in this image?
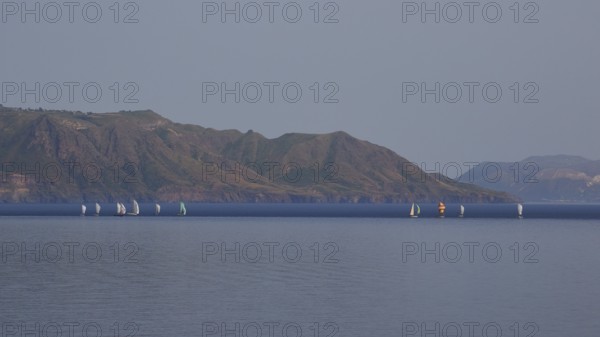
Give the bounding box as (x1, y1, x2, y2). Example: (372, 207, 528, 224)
(1, 0, 599, 167)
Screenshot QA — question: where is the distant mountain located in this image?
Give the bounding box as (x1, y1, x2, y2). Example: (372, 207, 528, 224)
(458, 155, 600, 202)
(0, 106, 516, 203)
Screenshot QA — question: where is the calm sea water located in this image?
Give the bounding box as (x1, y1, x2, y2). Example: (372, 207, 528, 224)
(1, 214, 599, 337)
(1, 203, 600, 218)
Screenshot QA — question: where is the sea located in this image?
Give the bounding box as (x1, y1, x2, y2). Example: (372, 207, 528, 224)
(1, 203, 599, 337)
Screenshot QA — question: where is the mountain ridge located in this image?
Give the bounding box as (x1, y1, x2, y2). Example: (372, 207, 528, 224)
(458, 155, 600, 202)
(0, 106, 516, 203)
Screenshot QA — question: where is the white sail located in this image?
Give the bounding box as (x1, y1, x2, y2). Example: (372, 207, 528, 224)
(116, 203, 121, 214)
(81, 204, 86, 216)
(517, 203, 523, 217)
(410, 203, 419, 218)
(155, 203, 161, 216)
(128, 200, 139, 215)
(460, 205, 465, 217)
(95, 203, 101, 215)
(120, 203, 127, 215)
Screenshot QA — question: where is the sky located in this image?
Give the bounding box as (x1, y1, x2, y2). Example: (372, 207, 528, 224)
(1, 0, 599, 168)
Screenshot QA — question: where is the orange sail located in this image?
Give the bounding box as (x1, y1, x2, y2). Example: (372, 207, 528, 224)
(438, 202, 446, 217)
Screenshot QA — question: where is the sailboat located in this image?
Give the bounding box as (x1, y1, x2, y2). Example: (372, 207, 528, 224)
(154, 203, 161, 216)
(409, 203, 420, 218)
(95, 203, 101, 216)
(80, 204, 86, 216)
(459, 205, 465, 218)
(127, 200, 140, 216)
(517, 203, 523, 218)
(177, 201, 187, 216)
(115, 202, 126, 216)
(438, 202, 446, 218)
